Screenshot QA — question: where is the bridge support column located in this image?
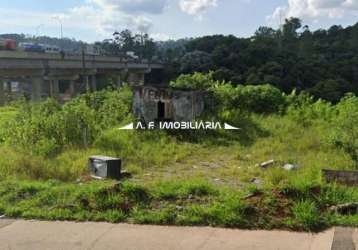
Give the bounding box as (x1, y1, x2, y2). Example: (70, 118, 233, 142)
(53, 80, 60, 99)
(31, 78, 43, 101)
(6, 82, 12, 101)
(116, 76, 122, 88)
(0, 81, 4, 106)
(91, 75, 97, 92)
(69, 80, 76, 98)
(84, 76, 90, 93)
(49, 80, 60, 100)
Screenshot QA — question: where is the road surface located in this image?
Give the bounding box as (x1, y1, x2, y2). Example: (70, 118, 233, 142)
(0, 219, 356, 250)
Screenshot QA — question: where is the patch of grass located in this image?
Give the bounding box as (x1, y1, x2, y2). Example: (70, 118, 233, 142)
(0, 179, 356, 231)
(291, 200, 325, 231)
(153, 180, 218, 200)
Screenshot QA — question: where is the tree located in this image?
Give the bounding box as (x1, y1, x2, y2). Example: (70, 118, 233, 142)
(309, 79, 352, 103)
(113, 29, 135, 52)
(179, 51, 213, 73)
(254, 26, 277, 39)
(138, 34, 157, 60)
(282, 17, 302, 39)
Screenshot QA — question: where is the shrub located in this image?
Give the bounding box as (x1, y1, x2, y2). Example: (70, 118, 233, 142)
(213, 83, 286, 114)
(170, 73, 285, 114)
(3, 88, 133, 156)
(329, 95, 358, 166)
(170, 72, 221, 90)
(0, 106, 18, 143)
(236, 84, 286, 113)
(286, 90, 334, 126)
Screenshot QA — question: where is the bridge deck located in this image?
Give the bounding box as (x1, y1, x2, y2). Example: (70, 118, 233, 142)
(0, 51, 164, 70)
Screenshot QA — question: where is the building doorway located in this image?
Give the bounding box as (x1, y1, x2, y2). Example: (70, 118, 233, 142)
(157, 101, 165, 119)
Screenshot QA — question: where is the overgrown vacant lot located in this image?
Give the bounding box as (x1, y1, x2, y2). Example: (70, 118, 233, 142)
(0, 78, 357, 231)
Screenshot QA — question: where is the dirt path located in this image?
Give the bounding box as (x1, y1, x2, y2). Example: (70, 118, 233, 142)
(0, 219, 356, 250)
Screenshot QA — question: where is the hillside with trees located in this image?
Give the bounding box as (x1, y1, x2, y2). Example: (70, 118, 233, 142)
(155, 18, 358, 102)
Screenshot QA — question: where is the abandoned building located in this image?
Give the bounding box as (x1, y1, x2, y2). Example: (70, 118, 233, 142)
(133, 85, 207, 123)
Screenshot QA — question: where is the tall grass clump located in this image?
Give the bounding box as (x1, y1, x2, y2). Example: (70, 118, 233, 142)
(291, 200, 325, 231)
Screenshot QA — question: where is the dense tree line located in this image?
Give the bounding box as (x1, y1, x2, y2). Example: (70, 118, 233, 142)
(157, 18, 358, 102)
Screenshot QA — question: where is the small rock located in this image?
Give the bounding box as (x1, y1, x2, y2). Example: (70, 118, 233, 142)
(329, 203, 358, 215)
(251, 178, 262, 185)
(0, 215, 6, 219)
(210, 163, 221, 168)
(242, 191, 263, 200)
(260, 160, 275, 169)
(91, 175, 104, 180)
(283, 164, 300, 171)
(201, 162, 211, 167)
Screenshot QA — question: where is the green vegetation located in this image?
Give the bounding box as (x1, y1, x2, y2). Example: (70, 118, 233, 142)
(330, 96, 358, 166)
(0, 180, 356, 231)
(0, 74, 357, 231)
(157, 18, 358, 102)
(169, 71, 221, 90)
(93, 18, 358, 103)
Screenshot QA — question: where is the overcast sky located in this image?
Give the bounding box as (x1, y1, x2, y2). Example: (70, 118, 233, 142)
(1, 0, 358, 42)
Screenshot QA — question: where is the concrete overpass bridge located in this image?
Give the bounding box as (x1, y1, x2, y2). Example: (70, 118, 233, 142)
(0, 51, 164, 104)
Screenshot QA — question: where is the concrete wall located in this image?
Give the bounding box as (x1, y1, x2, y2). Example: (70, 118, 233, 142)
(0, 69, 151, 105)
(323, 169, 358, 186)
(133, 86, 206, 123)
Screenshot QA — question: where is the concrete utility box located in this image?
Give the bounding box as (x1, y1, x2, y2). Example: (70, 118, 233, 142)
(88, 156, 121, 180)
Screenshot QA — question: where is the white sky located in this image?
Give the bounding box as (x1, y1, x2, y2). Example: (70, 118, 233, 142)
(0, 0, 357, 42)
